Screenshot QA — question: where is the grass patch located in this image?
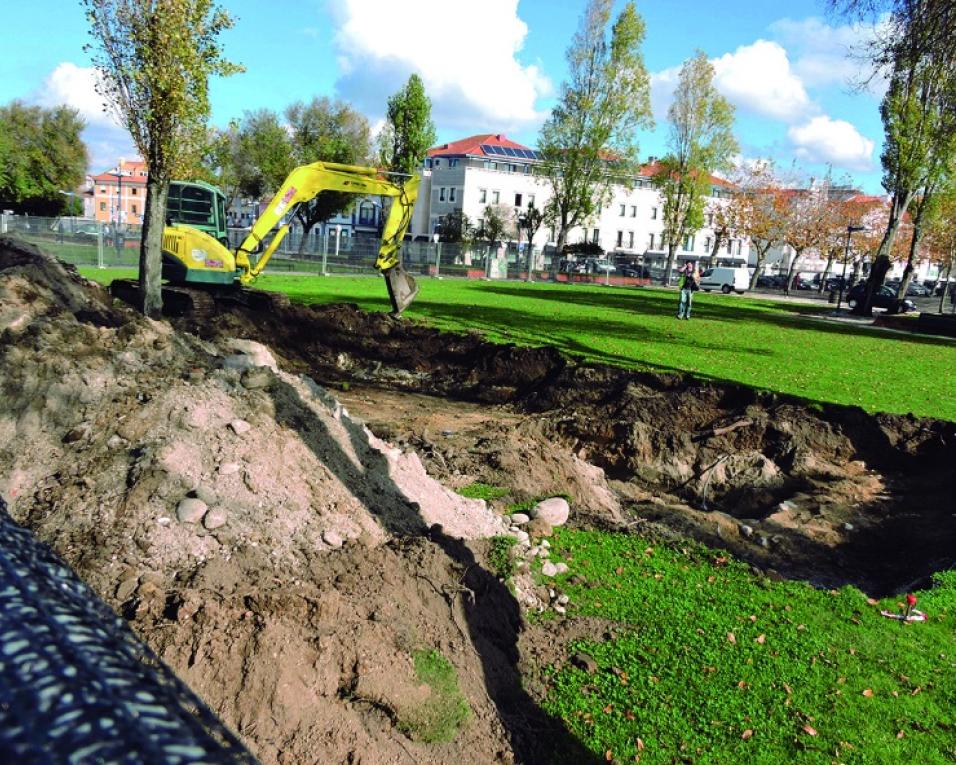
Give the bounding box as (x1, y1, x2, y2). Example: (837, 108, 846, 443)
(488, 535, 519, 580)
(537, 528, 956, 764)
(398, 649, 471, 743)
(455, 482, 510, 501)
(78, 271, 954, 421)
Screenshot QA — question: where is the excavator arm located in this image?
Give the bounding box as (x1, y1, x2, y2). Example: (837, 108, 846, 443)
(234, 162, 421, 314)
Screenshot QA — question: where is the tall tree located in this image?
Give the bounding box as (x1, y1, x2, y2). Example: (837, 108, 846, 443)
(379, 74, 436, 176)
(655, 51, 738, 284)
(286, 97, 371, 251)
(703, 195, 738, 268)
(480, 204, 513, 246)
(537, 0, 653, 257)
(234, 109, 294, 199)
(84, 0, 241, 318)
(0, 102, 88, 215)
(729, 162, 788, 289)
(780, 179, 833, 295)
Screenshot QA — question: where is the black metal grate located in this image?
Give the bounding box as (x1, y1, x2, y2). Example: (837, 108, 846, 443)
(0, 497, 259, 764)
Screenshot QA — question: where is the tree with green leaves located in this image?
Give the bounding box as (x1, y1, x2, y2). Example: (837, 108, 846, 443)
(286, 97, 371, 253)
(234, 109, 294, 200)
(0, 101, 88, 215)
(378, 74, 436, 176)
(437, 209, 472, 243)
(655, 51, 738, 284)
(84, 0, 241, 318)
(480, 204, 513, 246)
(537, 0, 653, 258)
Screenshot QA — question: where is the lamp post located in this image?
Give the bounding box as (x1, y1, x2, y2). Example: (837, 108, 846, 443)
(106, 168, 131, 255)
(837, 224, 865, 311)
(432, 232, 441, 277)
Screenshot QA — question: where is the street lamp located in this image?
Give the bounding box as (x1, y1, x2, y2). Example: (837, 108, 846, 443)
(105, 168, 131, 252)
(837, 224, 865, 311)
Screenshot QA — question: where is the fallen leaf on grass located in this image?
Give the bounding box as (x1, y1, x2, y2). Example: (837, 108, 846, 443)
(749, 614, 757, 622)
(756, 634, 766, 644)
(897, 730, 905, 739)
(867, 597, 879, 606)
(727, 632, 737, 644)
(625, 710, 636, 721)
(615, 566, 624, 575)
(803, 725, 818, 736)
(605, 750, 613, 762)
(737, 680, 748, 689)
(741, 729, 754, 740)
(783, 683, 793, 695)
(603, 704, 614, 713)
(636, 738, 645, 751)
(862, 689, 873, 697)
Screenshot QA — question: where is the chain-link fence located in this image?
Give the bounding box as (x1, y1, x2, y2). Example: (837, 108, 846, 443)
(2, 213, 667, 286)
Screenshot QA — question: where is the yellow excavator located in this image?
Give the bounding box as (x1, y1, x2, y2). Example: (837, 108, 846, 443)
(110, 162, 420, 316)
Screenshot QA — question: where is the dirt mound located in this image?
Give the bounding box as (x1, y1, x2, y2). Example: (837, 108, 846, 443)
(1, 239, 560, 765)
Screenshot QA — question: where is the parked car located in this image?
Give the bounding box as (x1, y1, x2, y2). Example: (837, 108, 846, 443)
(846, 284, 916, 312)
(755, 274, 787, 289)
(584, 258, 615, 274)
(699, 266, 750, 294)
(558, 258, 586, 274)
(618, 264, 652, 278)
(905, 282, 931, 297)
(72, 223, 102, 243)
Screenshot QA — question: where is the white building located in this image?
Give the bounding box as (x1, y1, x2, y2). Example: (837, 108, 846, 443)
(411, 133, 749, 267)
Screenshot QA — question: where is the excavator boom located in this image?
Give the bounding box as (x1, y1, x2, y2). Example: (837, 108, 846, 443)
(234, 162, 420, 314)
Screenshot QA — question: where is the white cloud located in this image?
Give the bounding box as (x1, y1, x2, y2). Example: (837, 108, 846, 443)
(770, 16, 888, 95)
(651, 41, 812, 124)
(787, 116, 875, 171)
(711, 40, 813, 123)
(329, 0, 551, 133)
(33, 62, 115, 127)
(30, 62, 136, 173)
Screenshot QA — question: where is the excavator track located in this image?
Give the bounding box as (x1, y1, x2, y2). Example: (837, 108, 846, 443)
(110, 278, 289, 320)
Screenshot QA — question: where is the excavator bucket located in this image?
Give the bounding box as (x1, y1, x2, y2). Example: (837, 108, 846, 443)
(383, 263, 419, 317)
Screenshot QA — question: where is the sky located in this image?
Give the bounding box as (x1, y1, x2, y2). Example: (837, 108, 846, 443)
(0, 0, 888, 192)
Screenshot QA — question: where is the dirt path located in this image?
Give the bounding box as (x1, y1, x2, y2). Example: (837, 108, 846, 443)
(2, 235, 955, 764)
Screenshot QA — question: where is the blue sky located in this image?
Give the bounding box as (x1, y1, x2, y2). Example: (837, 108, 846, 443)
(0, 0, 887, 191)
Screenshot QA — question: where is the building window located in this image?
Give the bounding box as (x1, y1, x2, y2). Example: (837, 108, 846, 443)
(515, 193, 522, 207)
(726, 239, 733, 253)
(439, 187, 446, 201)
(100, 202, 106, 211)
(706, 213, 714, 226)
(434, 159, 441, 167)
(132, 187, 138, 195)
(683, 235, 694, 251)
(132, 204, 137, 214)
(704, 236, 711, 251)
(528, 194, 536, 208)
(492, 190, 500, 204)
(648, 233, 655, 250)
(591, 228, 600, 244)
(449, 158, 459, 167)
(479, 189, 487, 203)
(651, 207, 658, 220)
(630, 205, 637, 217)
(628, 231, 634, 248)
(450, 187, 456, 202)
(619, 204, 626, 216)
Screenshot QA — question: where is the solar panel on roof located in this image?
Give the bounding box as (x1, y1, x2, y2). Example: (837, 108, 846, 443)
(503, 147, 517, 157)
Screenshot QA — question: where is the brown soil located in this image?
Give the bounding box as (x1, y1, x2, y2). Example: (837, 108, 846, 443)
(2, 235, 954, 764)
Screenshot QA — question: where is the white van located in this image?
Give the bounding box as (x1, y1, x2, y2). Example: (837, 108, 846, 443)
(699, 266, 750, 294)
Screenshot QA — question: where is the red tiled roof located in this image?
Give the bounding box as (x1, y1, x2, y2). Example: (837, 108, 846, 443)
(639, 160, 734, 189)
(427, 133, 531, 158)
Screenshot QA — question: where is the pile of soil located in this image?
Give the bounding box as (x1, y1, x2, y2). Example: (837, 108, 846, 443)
(2, 235, 954, 763)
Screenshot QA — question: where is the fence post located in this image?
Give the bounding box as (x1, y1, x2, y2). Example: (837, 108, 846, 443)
(321, 230, 328, 276)
(435, 241, 441, 277)
(96, 223, 104, 269)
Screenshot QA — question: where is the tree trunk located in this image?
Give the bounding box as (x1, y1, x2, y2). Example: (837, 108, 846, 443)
(708, 233, 722, 269)
(939, 261, 952, 313)
(296, 220, 317, 256)
(748, 245, 770, 289)
(139, 177, 168, 319)
(895, 225, 922, 303)
(662, 242, 678, 285)
(784, 250, 803, 296)
(818, 251, 836, 293)
(855, 190, 912, 316)
(552, 226, 569, 279)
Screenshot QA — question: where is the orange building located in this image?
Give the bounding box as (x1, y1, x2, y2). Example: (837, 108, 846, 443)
(89, 158, 148, 226)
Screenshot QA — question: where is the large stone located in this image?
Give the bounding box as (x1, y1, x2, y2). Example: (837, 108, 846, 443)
(229, 419, 251, 435)
(570, 652, 598, 674)
(531, 497, 570, 527)
(322, 530, 345, 549)
(526, 517, 553, 538)
(203, 506, 228, 530)
(509, 513, 530, 525)
(541, 561, 559, 577)
(176, 497, 208, 524)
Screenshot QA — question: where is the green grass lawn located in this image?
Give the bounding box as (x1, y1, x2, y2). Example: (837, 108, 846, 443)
(536, 529, 956, 764)
(81, 270, 956, 422)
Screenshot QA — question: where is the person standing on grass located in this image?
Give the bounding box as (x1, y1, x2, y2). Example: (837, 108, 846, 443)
(677, 261, 700, 320)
